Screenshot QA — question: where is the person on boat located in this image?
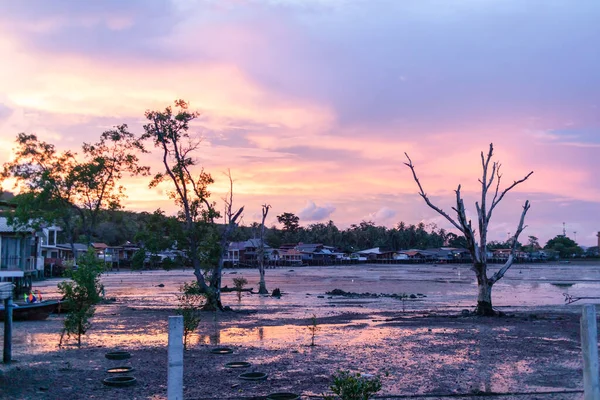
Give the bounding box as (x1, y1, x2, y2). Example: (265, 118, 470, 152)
(26, 291, 42, 303)
(27, 292, 37, 303)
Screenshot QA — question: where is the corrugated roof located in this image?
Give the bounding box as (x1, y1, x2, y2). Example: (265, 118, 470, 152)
(56, 243, 89, 251)
(0, 217, 34, 233)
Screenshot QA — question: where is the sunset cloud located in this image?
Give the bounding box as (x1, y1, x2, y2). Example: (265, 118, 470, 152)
(298, 201, 336, 222)
(0, 0, 598, 245)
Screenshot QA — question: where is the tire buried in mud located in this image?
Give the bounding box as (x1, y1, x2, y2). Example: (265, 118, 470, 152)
(105, 351, 131, 360)
(239, 372, 268, 381)
(102, 376, 137, 387)
(266, 393, 300, 400)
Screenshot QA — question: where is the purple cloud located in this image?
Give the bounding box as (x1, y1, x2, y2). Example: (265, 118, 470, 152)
(298, 200, 336, 222)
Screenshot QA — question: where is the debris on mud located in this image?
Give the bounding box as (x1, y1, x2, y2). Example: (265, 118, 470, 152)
(326, 288, 427, 300)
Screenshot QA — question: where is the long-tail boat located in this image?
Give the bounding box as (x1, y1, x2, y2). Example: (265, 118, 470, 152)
(0, 300, 59, 321)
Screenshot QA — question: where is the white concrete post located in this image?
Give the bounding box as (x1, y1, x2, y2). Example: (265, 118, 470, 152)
(168, 316, 184, 400)
(581, 304, 600, 400)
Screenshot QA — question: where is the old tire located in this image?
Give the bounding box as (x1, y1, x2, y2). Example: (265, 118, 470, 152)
(106, 366, 135, 374)
(239, 372, 268, 381)
(224, 361, 251, 369)
(267, 393, 300, 400)
(105, 351, 131, 360)
(102, 376, 137, 387)
(210, 347, 233, 355)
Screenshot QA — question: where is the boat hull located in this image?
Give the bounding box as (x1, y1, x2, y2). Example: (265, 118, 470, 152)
(0, 300, 59, 321)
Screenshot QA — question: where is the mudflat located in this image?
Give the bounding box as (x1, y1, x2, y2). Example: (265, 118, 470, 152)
(1, 264, 595, 400)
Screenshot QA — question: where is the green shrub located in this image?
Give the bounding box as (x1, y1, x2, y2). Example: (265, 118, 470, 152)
(232, 276, 248, 301)
(308, 314, 320, 346)
(58, 249, 104, 347)
(324, 370, 382, 400)
(162, 257, 176, 271)
(176, 281, 205, 350)
(131, 248, 145, 270)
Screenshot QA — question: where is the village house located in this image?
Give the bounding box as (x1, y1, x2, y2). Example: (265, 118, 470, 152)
(225, 239, 273, 266)
(0, 217, 44, 291)
(356, 247, 397, 261)
(279, 248, 303, 264)
(296, 243, 338, 262)
(55, 243, 88, 263)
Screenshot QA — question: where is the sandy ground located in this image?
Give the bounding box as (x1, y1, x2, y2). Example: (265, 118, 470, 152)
(1, 264, 597, 400)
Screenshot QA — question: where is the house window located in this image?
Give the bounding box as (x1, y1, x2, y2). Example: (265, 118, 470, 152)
(48, 230, 56, 246)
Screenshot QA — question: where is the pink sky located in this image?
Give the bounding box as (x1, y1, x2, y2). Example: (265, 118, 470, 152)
(0, 1, 599, 246)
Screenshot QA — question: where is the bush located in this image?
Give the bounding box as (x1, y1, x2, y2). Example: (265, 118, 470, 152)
(176, 281, 205, 350)
(162, 257, 176, 271)
(131, 248, 145, 270)
(58, 249, 105, 347)
(232, 276, 248, 301)
(324, 370, 382, 400)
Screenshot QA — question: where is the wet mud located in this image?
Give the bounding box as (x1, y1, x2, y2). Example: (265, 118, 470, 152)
(1, 263, 597, 399)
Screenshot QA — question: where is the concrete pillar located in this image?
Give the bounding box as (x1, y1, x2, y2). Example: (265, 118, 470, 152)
(3, 298, 13, 364)
(581, 304, 600, 400)
(168, 316, 184, 400)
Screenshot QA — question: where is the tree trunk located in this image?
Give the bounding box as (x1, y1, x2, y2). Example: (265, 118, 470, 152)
(203, 285, 223, 311)
(475, 269, 495, 316)
(258, 268, 268, 295)
(258, 204, 270, 295)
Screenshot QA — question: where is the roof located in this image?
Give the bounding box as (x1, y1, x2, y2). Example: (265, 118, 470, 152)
(228, 241, 247, 251)
(229, 239, 271, 251)
(281, 249, 302, 256)
(296, 243, 322, 251)
(357, 247, 382, 255)
(0, 217, 35, 234)
(56, 243, 89, 252)
(91, 243, 108, 249)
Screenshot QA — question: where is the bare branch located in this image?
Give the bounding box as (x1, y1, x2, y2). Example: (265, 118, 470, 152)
(453, 185, 479, 261)
(404, 153, 464, 233)
(487, 170, 533, 222)
(490, 200, 531, 284)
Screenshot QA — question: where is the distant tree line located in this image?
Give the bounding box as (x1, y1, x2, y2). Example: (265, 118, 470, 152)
(2, 203, 588, 260)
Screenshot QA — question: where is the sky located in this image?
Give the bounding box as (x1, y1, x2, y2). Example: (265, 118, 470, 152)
(0, 0, 599, 246)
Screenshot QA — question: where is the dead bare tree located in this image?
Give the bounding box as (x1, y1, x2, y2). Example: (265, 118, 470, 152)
(258, 204, 271, 294)
(214, 169, 244, 305)
(405, 143, 533, 315)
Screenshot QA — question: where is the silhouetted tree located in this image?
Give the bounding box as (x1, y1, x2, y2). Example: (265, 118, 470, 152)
(142, 100, 243, 310)
(545, 235, 582, 258)
(405, 144, 533, 315)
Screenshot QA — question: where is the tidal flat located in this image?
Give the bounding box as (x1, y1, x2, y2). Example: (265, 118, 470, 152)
(2, 263, 598, 399)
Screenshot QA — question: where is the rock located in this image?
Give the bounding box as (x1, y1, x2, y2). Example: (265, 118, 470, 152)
(317, 295, 324, 298)
(461, 309, 471, 317)
(157, 283, 165, 288)
(409, 294, 417, 299)
(39, 387, 49, 392)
